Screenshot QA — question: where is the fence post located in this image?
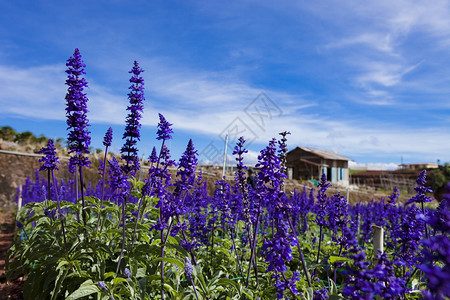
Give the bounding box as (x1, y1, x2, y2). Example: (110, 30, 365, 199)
(17, 185, 23, 213)
(372, 224, 384, 300)
(372, 224, 384, 259)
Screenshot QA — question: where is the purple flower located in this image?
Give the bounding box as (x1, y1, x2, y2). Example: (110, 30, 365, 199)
(343, 251, 407, 299)
(278, 131, 290, 174)
(420, 207, 450, 299)
(107, 157, 130, 206)
(256, 138, 286, 190)
(387, 186, 399, 206)
(124, 268, 131, 278)
(313, 287, 329, 300)
(315, 173, 331, 227)
(272, 271, 300, 299)
(16, 221, 23, 229)
(406, 170, 433, 205)
(149, 146, 158, 163)
(185, 256, 193, 279)
(38, 139, 60, 171)
(156, 113, 173, 141)
(121, 61, 145, 175)
(262, 221, 297, 273)
(65, 48, 91, 168)
(103, 127, 113, 147)
(174, 139, 198, 196)
(98, 281, 108, 291)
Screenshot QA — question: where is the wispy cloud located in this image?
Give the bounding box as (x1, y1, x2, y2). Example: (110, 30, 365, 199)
(0, 64, 66, 119)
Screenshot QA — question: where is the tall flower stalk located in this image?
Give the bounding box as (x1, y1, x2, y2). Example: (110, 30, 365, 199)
(406, 170, 433, 239)
(315, 173, 331, 266)
(278, 131, 290, 191)
(121, 61, 145, 176)
(117, 61, 145, 274)
(96, 127, 113, 235)
(65, 48, 91, 227)
(38, 139, 67, 251)
(154, 113, 174, 300)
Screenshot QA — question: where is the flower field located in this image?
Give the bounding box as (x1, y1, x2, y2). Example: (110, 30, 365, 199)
(6, 49, 450, 300)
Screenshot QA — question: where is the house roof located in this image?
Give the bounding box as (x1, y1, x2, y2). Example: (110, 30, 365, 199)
(288, 147, 352, 161)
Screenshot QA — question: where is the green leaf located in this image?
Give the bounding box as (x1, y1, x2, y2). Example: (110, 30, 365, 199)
(151, 257, 184, 269)
(112, 277, 127, 286)
(66, 279, 100, 300)
(165, 243, 190, 257)
(328, 256, 351, 264)
(216, 278, 240, 295)
(51, 267, 69, 300)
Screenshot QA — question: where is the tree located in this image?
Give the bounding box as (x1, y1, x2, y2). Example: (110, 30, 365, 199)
(0, 126, 18, 141)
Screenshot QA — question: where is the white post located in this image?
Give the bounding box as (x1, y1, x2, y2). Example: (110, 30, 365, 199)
(372, 225, 384, 259)
(222, 135, 228, 178)
(17, 186, 23, 213)
(372, 224, 384, 300)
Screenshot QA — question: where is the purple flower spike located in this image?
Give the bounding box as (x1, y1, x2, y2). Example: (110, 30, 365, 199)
(124, 267, 131, 278)
(313, 286, 329, 300)
(103, 127, 113, 147)
(121, 61, 145, 175)
(149, 146, 158, 163)
(177, 139, 198, 188)
(185, 256, 193, 279)
(65, 48, 91, 168)
(38, 139, 60, 171)
(156, 113, 173, 141)
(406, 170, 433, 205)
(387, 186, 400, 206)
(98, 281, 108, 291)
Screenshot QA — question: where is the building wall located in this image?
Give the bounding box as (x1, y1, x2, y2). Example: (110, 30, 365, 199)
(287, 148, 349, 185)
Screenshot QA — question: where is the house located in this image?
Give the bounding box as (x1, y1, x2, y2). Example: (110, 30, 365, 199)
(399, 163, 439, 170)
(286, 147, 351, 185)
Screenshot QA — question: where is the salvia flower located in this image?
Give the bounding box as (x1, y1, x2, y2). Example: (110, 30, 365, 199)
(16, 221, 23, 229)
(65, 48, 91, 168)
(272, 271, 300, 299)
(99, 281, 107, 290)
(278, 131, 290, 175)
(232, 136, 248, 191)
(107, 157, 130, 206)
(176, 139, 198, 192)
(315, 173, 331, 227)
(184, 256, 193, 279)
(420, 206, 450, 300)
(156, 113, 173, 141)
(313, 287, 329, 300)
(387, 186, 399, 206)
(406, 170, 433, 205)
(149, 146, 158, 164)
(38, 139, 60, 171)
(256, 138, 286, 190)
(121, 61, 145, 175)
(103, 127, 113, 147)
(124, 268, 131, 278)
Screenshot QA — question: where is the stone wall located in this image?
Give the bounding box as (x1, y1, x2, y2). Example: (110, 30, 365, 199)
(0, 151, 42, 213)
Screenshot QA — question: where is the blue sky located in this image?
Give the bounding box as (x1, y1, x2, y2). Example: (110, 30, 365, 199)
(1, 1, 449, 169)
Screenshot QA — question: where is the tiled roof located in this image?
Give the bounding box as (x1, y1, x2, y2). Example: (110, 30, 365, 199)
(289, 147, 352, 161)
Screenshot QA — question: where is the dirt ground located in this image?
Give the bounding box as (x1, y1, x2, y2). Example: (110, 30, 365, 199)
(0, 212, 23, 300)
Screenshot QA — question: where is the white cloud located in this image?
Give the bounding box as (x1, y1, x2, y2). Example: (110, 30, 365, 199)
(356, 62, 420, 88)
(0, 64, 66, 119)
(325, 33, 397, 55)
